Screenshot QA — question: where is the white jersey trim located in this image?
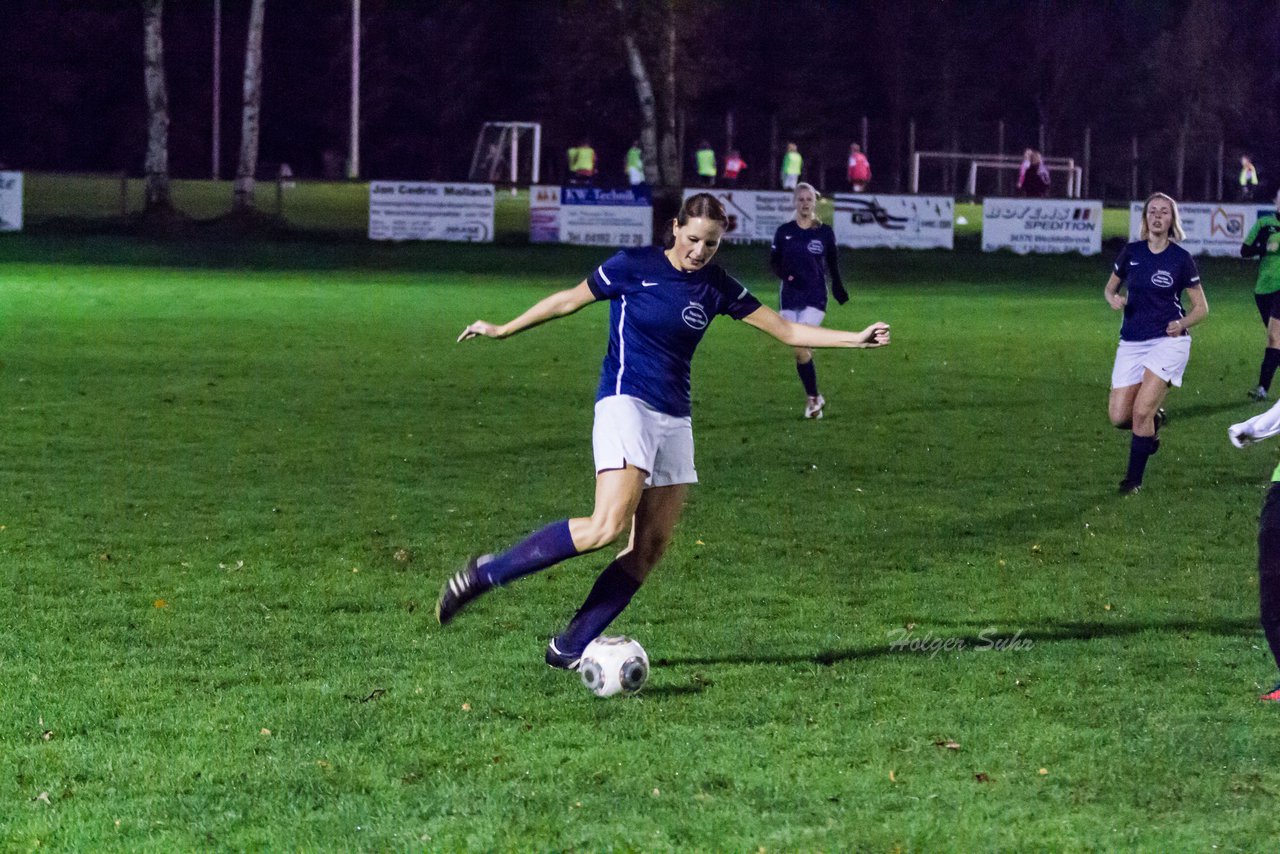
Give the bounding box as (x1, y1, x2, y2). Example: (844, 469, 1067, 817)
(615, 295, 628, 395)
(597, 265, 612, 286)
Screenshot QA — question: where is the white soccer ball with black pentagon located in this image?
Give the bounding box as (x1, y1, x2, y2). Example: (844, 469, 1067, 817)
(579, 635, 648, 698)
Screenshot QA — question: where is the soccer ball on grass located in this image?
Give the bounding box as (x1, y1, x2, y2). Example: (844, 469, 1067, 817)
(579, 635, 649, 698)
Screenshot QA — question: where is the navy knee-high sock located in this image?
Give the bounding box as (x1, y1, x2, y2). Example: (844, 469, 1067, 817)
(1260, 348, 1280, 391)
(477, 520, 579, 587)
(554, 559, 643, 655)
(1124, 434, 1159, 485)
(796, 360, 819, 397)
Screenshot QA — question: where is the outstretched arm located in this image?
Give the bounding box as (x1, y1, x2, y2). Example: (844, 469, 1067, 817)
(458, 280, 597, 341)
(740, 305, 889, 349)
(1230, 397, 1280, 447)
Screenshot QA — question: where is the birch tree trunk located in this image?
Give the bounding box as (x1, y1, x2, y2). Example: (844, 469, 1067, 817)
(141, 0, 171, 210)
(658, 2, 680, 188)
(613, 0, 661, 187)
(613, 0, 681, 191)
(233, 0, 266, 212)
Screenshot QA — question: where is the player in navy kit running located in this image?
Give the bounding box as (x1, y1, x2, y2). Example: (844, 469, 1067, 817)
(1104, 192, 1208, 494)
(436, 193, 890, 669)
(770, 182, 848, 418)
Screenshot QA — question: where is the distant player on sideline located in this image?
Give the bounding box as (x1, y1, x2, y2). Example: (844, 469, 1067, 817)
(1104, 192, 1208, 494)
(770, 182, 849, 419)
(1243, 189, 1280, 401)
(1227, 401, 1280, 701)
(437, 193, 890, 670)
(781, 142, 802, 190)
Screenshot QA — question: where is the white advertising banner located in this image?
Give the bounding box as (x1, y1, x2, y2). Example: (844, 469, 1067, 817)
(529, 185, 561, 244)
(682, 188, 793, 243)
(982, 198, 1103, 255)
(368, 181, 494, 242)
(1127, 201, 1261, 257)
(557, 187, 651, 248)
(0, 172, 22, 232)
(528, 186, 651, 247)
(833, 194, 953, 250)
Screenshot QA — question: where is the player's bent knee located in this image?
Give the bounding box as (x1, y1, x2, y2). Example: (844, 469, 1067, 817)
(578, 516, 629, 552)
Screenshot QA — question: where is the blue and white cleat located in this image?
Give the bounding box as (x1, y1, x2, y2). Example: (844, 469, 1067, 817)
(436, 556, 492, 625)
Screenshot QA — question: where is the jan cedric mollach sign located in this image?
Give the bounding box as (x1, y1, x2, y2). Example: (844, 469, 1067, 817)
(833, 194, 953, 250)
(1127, 201, 1259, 257)
(0, 172, 22, 232)
(368, 181, 494, 242)
(982, 198, 1103, 255)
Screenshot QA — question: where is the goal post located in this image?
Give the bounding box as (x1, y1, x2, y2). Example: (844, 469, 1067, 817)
(911, 151, 1081, 198)
(468, 121, 542, 185)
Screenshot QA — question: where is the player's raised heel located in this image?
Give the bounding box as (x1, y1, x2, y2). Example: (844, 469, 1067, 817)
(803, 394, 825, 419)
(545, 638, 582, 671)
(436, 557, 491, 625)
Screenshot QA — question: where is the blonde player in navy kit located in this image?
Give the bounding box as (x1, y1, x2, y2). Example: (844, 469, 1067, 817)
(770, 182, 848, 418)
(436, 193, 890, 670)
(1104, 192, 1208, 494)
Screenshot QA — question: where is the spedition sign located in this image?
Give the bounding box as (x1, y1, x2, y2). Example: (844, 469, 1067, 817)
(0, 172, 22, 232)
(368, 181, 494, 242)
(982, 198, 1103, 255)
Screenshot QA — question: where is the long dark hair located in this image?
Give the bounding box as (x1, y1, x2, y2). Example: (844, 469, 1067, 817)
(664, 192, 729, 248)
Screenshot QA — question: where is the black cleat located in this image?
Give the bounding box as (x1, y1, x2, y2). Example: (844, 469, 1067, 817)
(545, 638, 582, 671)
(436, 557, 491, 625)
(1154, 408, 1167, 435)
(1118, 479, 1142, 495)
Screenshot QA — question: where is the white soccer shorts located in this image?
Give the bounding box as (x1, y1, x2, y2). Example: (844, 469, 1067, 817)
(1110, 335, 1192, 388)
(779, 306, 826, 327)
(592, 394, 697, 488)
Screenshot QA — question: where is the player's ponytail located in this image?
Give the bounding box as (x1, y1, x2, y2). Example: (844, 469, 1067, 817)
(666, 192, 729, 248)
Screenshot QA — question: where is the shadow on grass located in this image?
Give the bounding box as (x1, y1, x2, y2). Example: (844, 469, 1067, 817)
(642, 682, 709, 697)
(1172, 399, 1261, 421)
(656, 616, 1259, 669)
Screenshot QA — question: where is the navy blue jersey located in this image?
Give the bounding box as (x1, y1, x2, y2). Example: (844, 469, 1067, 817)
(1112, 240, 1202, 342)
(770, 221, 843, 311)
(588, 246, 762, 417)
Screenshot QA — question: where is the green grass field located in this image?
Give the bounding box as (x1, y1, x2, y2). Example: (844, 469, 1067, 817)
(18, 172, 1133, 242)
(2, 229, 1278, 850)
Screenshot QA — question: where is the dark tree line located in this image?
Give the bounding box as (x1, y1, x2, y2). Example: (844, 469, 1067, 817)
(1, 0, 1276, 201)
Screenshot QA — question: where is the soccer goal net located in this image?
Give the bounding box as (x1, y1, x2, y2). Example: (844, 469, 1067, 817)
(468, 122, 543, 185)
(910, 152, 1082, 198)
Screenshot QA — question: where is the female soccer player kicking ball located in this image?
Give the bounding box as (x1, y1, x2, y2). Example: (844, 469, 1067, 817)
(437, 193, 890, 670)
